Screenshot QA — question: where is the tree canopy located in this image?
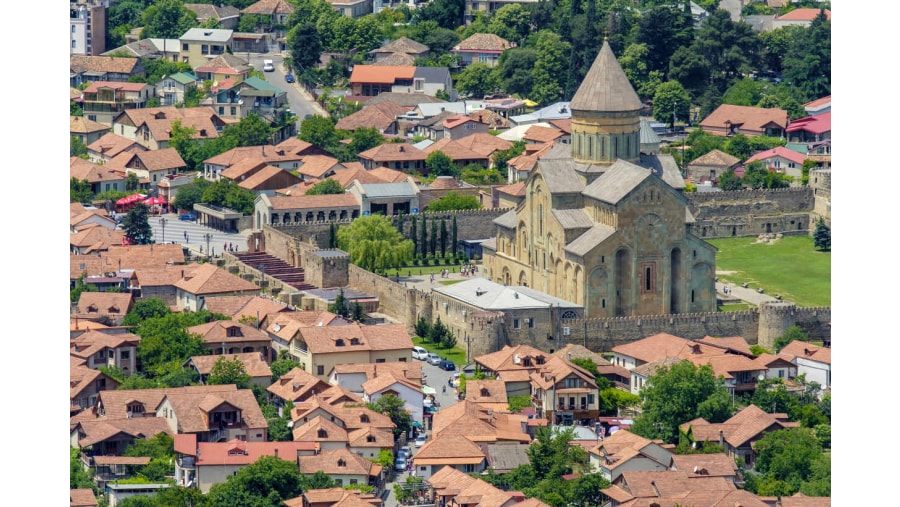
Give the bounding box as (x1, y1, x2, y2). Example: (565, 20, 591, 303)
(206, 455, 304, 507)
(141, 0, 195, 39)
(305, 179, 345, 195)
(122, 203, 153, 245)
(425, 151, 458, 178)
(630, 361, 732, 443)
(335, 215, 414, 274)
(208, 355, 251, 388)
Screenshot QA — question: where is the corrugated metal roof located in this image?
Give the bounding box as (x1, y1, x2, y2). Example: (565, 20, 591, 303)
(359, 181, 416, 198)
(433, 277, 579, 310)
(564, 224, 616, 257)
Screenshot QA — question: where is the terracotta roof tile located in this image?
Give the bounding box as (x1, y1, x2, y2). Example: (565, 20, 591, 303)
(70, 488, 98, 507)
(454, 33, 513, 52)
(187, 352, 272, 378)
(241, 0, 295, 15)
(413, 434, 485, 465)
(71, 55, 140, 74)
(298, 448, 380, 476)
(268, 367, 332, 403)
(106, 147, 186, 171)
(193, 439, 318, 466)
(523, 125, 563, 143)
(372, 37, 429, 55)
(71, 157, 126, 184)
(174, 262, 260, 295)
(358, 143, 427, 163)
(744, 146, 807, 166)
(203, 294, 290, 321)
(165, 387, 267, 433)
(350, 65, 416, 85)
(371, 53, 416, 66)
(776, 8, 830, 21)
(298, 323, 413, 354)
(87, 132, 147, 158)
(297, 155, 342, 179)
(700, 104, 789, 133)
(75, 292, 134, 319)
(71, 116, 110, 134)
(267, 193, 359, 210)
(74, 417, 174, 448)
(778, 340, 831, 365)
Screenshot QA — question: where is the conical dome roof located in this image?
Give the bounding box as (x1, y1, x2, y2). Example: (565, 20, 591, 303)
(570, 40, 642, 113)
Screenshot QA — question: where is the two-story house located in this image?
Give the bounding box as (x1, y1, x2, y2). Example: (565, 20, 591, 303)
(81, 81, 153, 125)
(452, 33, 514, 68)
(743, 146, 808, 185)
(290, 323, 414, 380)
(71, 364, 120, 413)
(74, 292, 134, 325)
(185, 352, 273, 390)
(179, 28, 234, 67)
(174, 263, 262, 312)
(588, 429, 674, 482)
(70, 55, 146, 86)
(70, 330, 140, 376)
(105, 147, 187, 188)
(154, 72, 198, 106)
(71, 156, 128, 195)
(187, 320, 273, 358)
(87, 132, 147, 163)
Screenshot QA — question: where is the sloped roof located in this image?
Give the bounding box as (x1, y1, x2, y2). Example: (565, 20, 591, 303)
(335, 101, 409, 131)
(266, 193, 359, 210)
(371, 53, 417, 66)
(778, 340, 831, 365)
(582, 159, 652, 204)
(700, 104, 789, 131)
(71, 116, 110, 134)
(689, 149, 740, 167)
(174, 262, 260, 295)
(241, 0, 295, 15)
(188, 352, 272, 378)
(454, 33, 513, 52)
(570, 40, 641, 113)
(106, 147, 186, 172)
(744, 146, 807, 166)
(349, 65, 415, 85)
(70, 157, 125, 184)
(786, 111, 831, 134)
(71, 55, 140, 75)
(371, 37, 429, 54)
(357, 143, 427, 162)
(777, 8, 830, 21)
(534, 156, 584, 194)
(184, 3, 240, 20)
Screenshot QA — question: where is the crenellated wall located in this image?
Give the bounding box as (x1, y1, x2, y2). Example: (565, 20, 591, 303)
(685, 187, 819, 239)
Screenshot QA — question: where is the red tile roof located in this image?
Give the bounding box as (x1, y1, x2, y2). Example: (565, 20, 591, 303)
(744, 146, 807, 166)
(350, 65, 415, 85)
(786, 112, 831, 135)
(777, 8, 830, 21)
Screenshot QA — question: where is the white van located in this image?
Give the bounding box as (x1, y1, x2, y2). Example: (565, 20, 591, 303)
(263, 59, 274, 72)
(412, 346, 428, 361)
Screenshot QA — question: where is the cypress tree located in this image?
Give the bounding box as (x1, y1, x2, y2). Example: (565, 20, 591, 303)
(440, 219, 447, 256)
(430, 219, 438, 257)
(451, 215, 458, 257)
(420, 214, 427, 256)
(410, 216, 418, 255)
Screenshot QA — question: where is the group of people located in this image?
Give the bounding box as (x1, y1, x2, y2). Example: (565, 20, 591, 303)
(460, 263, 477, 277)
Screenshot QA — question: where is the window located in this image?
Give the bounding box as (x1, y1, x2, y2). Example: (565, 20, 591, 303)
(350, 479, 358, 485)
(202, 44, 209, 54)
(182, 44, 188, 51)
(464, 464, 477, 473)
(587, 394, 595, 404)
(465, 122, 477, 130)
(317, 365, 324, 375)
(778, 370, 784, 378)
(528, 318, 535, 328)
(120, 350, 130, 360)
(640, 262, 656, 293)
(513, 319, 520, 329)
(231, 107, 236, 115)
(72, 40, 77, 48)
(375, 358, 386, 363)
(334, 479, 343, 486)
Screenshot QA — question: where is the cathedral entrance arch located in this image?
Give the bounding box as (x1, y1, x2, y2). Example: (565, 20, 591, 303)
(518, 270, 528, 287)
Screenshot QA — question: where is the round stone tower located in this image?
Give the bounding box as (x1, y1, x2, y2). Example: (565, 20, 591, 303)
(569, 39, 643, 166)
(758, 301, 797, 350)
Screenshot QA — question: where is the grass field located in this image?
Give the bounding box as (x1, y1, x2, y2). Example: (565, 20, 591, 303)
(707, 235, 830, 307)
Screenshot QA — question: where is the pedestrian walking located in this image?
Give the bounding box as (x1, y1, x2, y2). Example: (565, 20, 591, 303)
(184, 231, 187, 241)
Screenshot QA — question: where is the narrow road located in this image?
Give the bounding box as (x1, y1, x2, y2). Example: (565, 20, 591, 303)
(245, 51, 329, 128)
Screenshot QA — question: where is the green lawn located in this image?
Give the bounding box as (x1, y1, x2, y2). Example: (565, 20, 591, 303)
(718, 303, 752, 313)
(391, 264, 468, 277)
(707, 235, 830, 307)
(439, 280, 465, 286)
(412, 336, 468, 365)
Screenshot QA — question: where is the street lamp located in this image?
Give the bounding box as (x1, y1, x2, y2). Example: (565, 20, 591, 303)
(204, 233, 212, 260)
(159, 217, 167, 244)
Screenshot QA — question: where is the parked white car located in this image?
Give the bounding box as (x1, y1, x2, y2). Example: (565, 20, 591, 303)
(427, 353, 441, 365)
(412, 346, 429, 361)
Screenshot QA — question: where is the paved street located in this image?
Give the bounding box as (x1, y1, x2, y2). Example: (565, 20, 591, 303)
(245, 51, 328, 126)
(147, 213, 251, 256)
(381, 359, 461, 507)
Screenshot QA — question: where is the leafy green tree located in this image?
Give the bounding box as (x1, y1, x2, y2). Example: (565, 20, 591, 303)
(652, 81, 691, 129)
(208, 355, 252, 388)
(635, 5, 695, 77)
(428, 316, 449, 345)
(270, 350, 300, 381)
(223, 113, 275, 147)
(799, 453, 831, 496)
(141, 0, 196, 39)
(206, 455, 304, 507)
(122, 298, 171, 326)
(752, 427, 823, 496)
(668, 45, 711, 99)
(346, 127, 385, 157)
(716, 169, 742, 190)
(813, 217, 830, 251)
(486, 4, 531, 44)
(455, 62, 501, 99)
(367, 393, 411, 439)
(723, 134, 752, 160)
(619, 43, 659, 100)
(782, 10, 830, 100)
(71, 177, 94, 203)
(287, 21, 324, 71)
(410, 216, 418, 255)
(306, 179, 345, 195)
(631, 361, 732, 443)
(71, 136, 88, 157)
(415, 0, 464, 31)
(690, 9, 761, 92)
(336, 215, 414, 274)
(492, 140, 526, 174)
(299, 116, 340, 150)
(172, 176, 210, 213)
(530, 30, 570, 105)
(201, 179, 257, 215)
(71, 447, 95, 490)
(125, 432, 175, 481)
(440, 328, 456, 349)
(774, 325, 809, 353)
(425, 150, 459, 178)
(496, 48, 538, 97)
(134, 311, 211, 378)
(570, 472, 610, 507)
(427, 191, 481, 212)
(722, 78, 765, 106)
(122, 202, 153, 244)
(742, 162, 789, 189)
(238, 13, 267, 32)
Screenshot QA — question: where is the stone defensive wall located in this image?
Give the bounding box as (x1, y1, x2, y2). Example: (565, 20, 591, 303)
(497, 304, 830, 354)
(392, 208, 512, 243)
(347, 264, 433, 330)
(685, 188, 817, 239)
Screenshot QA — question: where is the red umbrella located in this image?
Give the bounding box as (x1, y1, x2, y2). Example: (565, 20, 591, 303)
(144, 196, 165, 205)
(116, 196, 131, 205)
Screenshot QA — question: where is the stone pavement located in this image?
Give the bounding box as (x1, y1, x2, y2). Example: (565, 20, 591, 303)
(716, 281, 778, 306)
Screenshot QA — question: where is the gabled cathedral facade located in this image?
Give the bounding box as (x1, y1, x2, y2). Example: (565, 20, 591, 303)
(481, 40, 716, 318)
